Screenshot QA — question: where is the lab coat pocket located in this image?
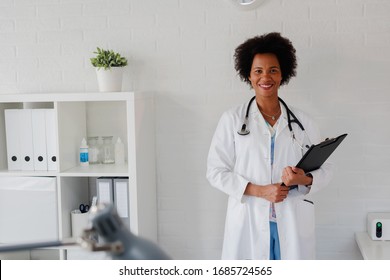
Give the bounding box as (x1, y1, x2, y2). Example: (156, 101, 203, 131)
(296, 199, 315, 239)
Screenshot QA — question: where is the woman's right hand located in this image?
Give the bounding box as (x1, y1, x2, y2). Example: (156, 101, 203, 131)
(245, 182, 289, 203)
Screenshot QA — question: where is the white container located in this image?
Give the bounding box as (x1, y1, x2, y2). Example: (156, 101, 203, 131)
(115, 137, 125, 165)
(0, 177, 58, 243)
(88, 136, 100, 164)
(71, 210, 90, 238)
(95, 67, 124, 92)
(79, 138, 89, 166)
(101, 136, 115, 164)
(367, 213, 390, 240)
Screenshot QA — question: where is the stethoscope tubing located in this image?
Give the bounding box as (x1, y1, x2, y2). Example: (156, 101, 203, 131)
(237, 96, 305, 136)
(278, 97, 304, 132)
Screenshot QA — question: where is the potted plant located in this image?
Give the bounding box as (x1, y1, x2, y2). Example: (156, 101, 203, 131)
(90, 47, 128, 92)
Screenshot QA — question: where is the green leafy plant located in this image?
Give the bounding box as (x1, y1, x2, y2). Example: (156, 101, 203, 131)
(90, 47, 128, 70)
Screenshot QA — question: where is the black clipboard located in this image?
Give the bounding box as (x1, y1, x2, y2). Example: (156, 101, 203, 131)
(296, 133, 348, 173)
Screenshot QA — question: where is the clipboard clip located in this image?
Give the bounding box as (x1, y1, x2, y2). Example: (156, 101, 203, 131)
(320, 137, 341, 148)
(296, 133, 348, 173)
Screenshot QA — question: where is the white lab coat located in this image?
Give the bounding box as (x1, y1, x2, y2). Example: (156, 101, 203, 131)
(206, 99, 333, 260)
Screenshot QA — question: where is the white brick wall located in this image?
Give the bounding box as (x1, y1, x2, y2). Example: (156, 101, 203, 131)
(1, 0, 390, 260)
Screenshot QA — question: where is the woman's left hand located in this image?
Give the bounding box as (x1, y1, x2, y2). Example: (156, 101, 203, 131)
(281, 166, 312, 187)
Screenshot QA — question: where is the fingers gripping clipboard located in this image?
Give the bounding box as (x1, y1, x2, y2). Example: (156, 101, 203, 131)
(297, 133, 348, 173)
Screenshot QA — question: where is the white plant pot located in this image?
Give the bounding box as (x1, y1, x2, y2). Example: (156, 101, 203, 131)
(95, 67, 124, 92)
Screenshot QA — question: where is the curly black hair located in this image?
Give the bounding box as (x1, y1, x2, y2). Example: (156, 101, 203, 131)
(234, 32, 297, 86)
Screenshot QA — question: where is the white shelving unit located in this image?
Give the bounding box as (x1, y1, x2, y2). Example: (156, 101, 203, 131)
(0, 92, 157, 260)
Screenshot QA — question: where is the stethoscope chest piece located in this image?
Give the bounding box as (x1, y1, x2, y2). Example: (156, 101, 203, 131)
(237, 122, 250, 135)
(237, 96, 256, 136)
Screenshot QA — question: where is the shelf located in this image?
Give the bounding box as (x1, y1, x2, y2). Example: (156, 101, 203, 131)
(355, 232, 390, 260)
(0, 92, 134, 103)
(61, 163, 129, 177)
(0, 164, 128, 178)
(0, 91, 157, 260)
(0, 170, 58, 177)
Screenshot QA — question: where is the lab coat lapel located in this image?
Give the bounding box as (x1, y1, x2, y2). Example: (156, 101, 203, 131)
(248, 100, 270, 136)
(275, 101, 289, 139)
(247, 98, 291, 138)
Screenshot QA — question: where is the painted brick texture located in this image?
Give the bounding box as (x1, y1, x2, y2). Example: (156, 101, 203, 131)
(1, 0, 389, 260)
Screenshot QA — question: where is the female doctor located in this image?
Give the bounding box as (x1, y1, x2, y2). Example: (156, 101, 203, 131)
(206, 33, 333, 260)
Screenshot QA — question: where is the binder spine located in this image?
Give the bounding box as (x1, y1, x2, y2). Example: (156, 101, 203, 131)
(96, 177, 114, 205)
(45, 109, 58, 171)
(32, 109, 48, 171)
(113, 177, 130, 227)
(96, 177, 130, 227)
(4, 109, 22, 171)
(19, 109, 34, 171)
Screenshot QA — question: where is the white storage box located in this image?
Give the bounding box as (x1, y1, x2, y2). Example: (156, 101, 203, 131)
(0, 177, 58, 243)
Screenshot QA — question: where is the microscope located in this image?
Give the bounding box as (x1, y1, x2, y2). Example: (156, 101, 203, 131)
(0, 204, 170, 260)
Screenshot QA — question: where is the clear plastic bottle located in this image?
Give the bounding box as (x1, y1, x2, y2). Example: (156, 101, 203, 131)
(79, 138, 89, 166)
(115, 137, 125, 165)
(101, 136, 115, 164)
(88, 136, 100, 164)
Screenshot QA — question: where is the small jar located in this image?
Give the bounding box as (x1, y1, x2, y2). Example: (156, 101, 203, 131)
(101, 136, 115, 164)
(88, 136, 100, 164)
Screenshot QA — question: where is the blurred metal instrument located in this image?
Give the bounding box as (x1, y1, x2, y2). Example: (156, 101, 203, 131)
(0, 204, 170, 260)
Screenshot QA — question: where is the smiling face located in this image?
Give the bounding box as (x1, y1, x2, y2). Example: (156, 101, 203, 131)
(248, 53, 282, 99)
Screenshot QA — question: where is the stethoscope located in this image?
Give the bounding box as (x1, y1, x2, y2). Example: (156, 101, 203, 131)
(237, 96, 310, 150)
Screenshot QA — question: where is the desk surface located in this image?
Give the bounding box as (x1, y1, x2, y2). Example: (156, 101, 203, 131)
(355, 232, 390, 260)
